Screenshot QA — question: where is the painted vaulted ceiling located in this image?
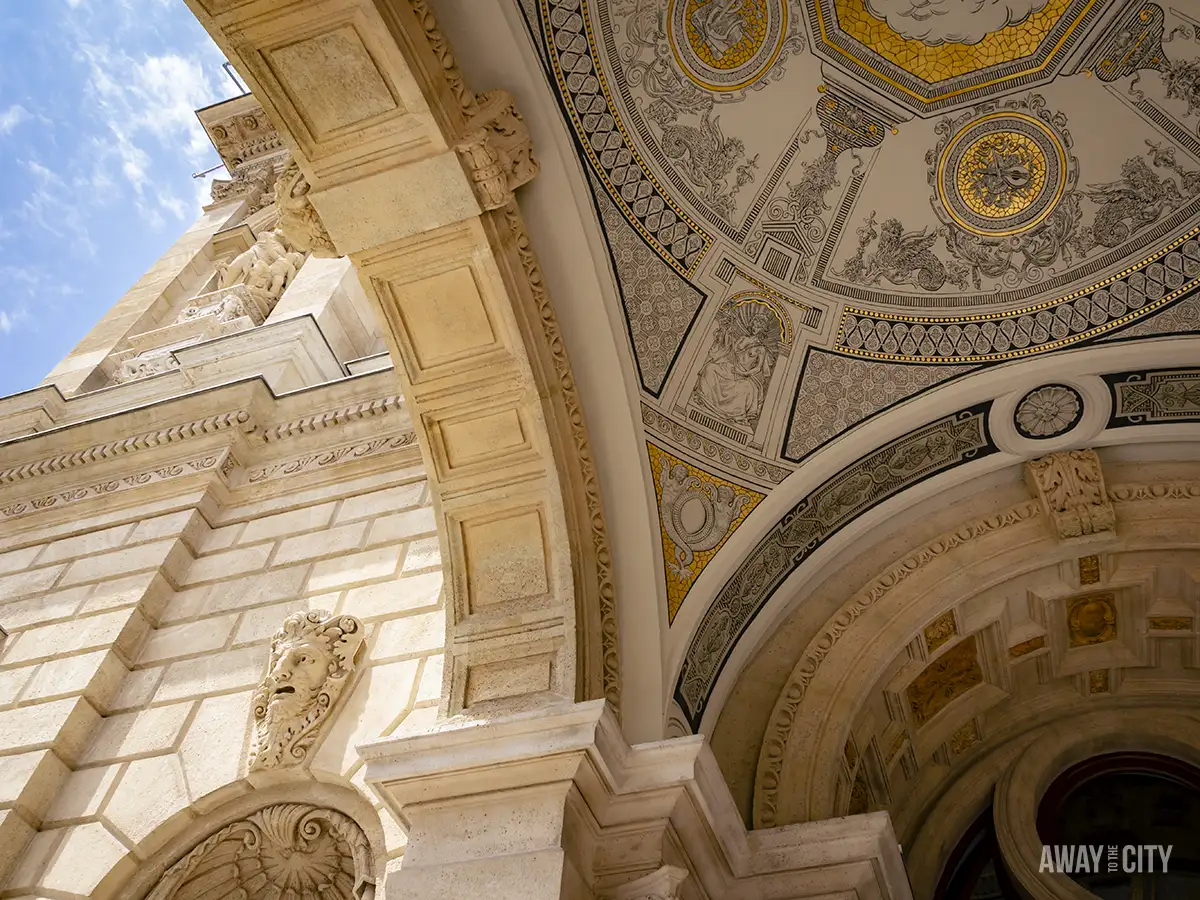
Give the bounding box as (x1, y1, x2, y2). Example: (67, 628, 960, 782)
(509, 0, 1200, 734)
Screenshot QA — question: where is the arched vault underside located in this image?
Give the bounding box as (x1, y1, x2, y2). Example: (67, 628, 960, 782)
(430, 0, 1200, 746)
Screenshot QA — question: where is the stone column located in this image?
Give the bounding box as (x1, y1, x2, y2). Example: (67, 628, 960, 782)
(359, 700, 914, 900)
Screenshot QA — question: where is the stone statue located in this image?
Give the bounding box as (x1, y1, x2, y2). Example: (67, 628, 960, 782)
(275, 157, 340, 258)
(216, 228, 304, 304)
(248, 610, 365, 771)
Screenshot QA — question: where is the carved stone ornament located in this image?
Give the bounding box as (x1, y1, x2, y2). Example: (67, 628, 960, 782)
(212, 227, 306, 308)
(248, 611, 365, 771)
(145, 803, 374, 900)
(659, 456, 749, 580)
(454, 89, 539, 211)
(1025, 449, 1116, 539)
(112, 350, 180, 384)
(274, 157, 340, 258)
(601, 865, 689, 900)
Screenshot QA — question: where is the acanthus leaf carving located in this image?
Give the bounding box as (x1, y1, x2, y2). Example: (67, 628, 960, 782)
(248, 610, 366, 771)
(1025, 449, 1116, 539)
(454, 90, 539, 211)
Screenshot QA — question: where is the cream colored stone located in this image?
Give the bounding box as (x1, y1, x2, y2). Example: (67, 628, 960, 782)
(128, 509, 207, 549)
(107, 668, 164, 713)
(2, 609, 146, 666)
(102, 753, 192, 853)
(239, 502, 337, 544)
(400, 537, 441, 574)
(334, 482, 425, 524)
(3, 827, 60, 894)
(311, 658, 418, 775)
(0, 809, 35, 889)
(58, 538, 187, 587)
(308, 545, 401, 593)
(0, 546, 40, 577)
(179, 690, 252, 802)
(196, 522, 242, 554)
(180, 543, 272, 587)
(0, 750, 69, 820)
(339, 571, 442, 621)
(80, 571, 170, 618)
(35, 523, 135, 566)
(43, 764, 121, 825)
(0, 566, 65, 602)
(81, 701, 192, 765)
(38, 822, 133, 896)
(137, 615, 237, 664)
(232, 599, 310, 646)
(19, 650, 126, 712)
(415, 654, 444, 704)
(372, 610, 444, 661)
(0, 668, 33, 708)
(367, 506, 437, 547)
(0, 698, 100, 765)
(154, 645, 264, 703)
(273, 520, 367, 566)
(204, 565, 309, 616)
(0, 586, 89, 631)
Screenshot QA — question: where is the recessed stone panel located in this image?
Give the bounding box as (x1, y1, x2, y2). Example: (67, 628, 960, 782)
(459, 507, 550, 612)
(267, 25, 397, 138)
(386, 266, 500, 374)
(439, 408, 531, 473)
(463, 654, 554, 706)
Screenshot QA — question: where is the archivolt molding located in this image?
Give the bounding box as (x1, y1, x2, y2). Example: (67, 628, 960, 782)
(754, 498, 1042, 828)
(754, 478, 1200, 829)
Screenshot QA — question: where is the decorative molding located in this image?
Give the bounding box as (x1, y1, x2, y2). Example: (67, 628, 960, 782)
(0, 452, 233, 522)
(245, 432, 418, 484)
(677, 404, 997, 732)
(1105, 367, 1200, 426)
(274, 157, 339, 258)
(259, 396, 406, 443)
(642, 404, 792, 486)
(754, 499, 1040, 828)
(503, 201, 621, 718)
(1107, 480, 1200, 501)
(408, 0, 482, 121)
(601, 865, 689, 900)
(248, 611, 366, 772)
(454, 90, 539, 211)
(1024, 449, 1116, 539)
(0, 411, 254, 485)
(145, 803, 373, 900)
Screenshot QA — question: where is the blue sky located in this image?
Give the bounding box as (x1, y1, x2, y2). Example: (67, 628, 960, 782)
(0, 0, 240, 397)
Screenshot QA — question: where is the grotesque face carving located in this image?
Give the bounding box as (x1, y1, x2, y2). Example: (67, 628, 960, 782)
(249, 611, 365, 771)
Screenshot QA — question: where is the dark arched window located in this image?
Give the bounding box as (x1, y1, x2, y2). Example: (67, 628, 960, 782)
(935, 805, 1023, 899)
(1037, 752, 1200, 898)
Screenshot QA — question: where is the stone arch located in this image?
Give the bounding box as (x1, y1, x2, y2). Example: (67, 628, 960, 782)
(98, 780, 385, 900)
(182, 0, 620, 723)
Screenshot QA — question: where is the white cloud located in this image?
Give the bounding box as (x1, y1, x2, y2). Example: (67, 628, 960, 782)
(863, 0, 1052, 45)
(0, 104, 30, 136)
(18, 158, 98, 256)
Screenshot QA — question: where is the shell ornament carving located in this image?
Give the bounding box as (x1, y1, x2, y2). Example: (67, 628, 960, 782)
(249, 611, 365, 772)
(146, 803, 373, 900)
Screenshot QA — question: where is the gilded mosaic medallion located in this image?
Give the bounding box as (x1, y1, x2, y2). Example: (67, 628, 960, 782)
(936, 112, 1066, 236)
(669, 0, 789, 91)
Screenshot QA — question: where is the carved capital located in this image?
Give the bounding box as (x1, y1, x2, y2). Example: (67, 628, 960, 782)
(249, 610, 365, 771)
(1025, 449, 1116, 539)
(454, 90, 539, 211)
(273, 157, 340, 258)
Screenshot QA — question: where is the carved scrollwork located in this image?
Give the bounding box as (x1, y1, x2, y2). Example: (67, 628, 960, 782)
(146, 803, 374, 900)
(1025, 449, 1116, 539)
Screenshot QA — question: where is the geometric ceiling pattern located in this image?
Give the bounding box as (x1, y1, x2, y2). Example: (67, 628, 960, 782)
(519, 0, 1200, 728)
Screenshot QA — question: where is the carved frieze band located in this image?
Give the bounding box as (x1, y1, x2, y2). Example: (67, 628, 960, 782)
(1105, 367, 1200, 426)
(675, 404, 996, 729)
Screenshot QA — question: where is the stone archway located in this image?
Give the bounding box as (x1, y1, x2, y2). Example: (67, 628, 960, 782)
(182, 0, 618, 720)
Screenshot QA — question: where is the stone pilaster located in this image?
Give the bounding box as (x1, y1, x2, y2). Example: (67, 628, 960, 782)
(359, 701, 913, 900)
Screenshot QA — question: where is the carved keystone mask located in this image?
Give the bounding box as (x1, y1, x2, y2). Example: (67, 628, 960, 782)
(249, 611, 365, 771)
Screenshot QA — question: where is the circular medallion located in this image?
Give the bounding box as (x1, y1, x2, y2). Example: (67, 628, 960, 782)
(668, 0, 788, 91)
(937, 112, 1066, 237)
(1014, 384, 1083, 439)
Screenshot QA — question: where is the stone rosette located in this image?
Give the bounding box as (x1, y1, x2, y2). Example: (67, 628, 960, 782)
(1013, 383, 1083, 439)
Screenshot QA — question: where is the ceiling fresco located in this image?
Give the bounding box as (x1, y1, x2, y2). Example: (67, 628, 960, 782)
(518, 0, 1200, 715)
